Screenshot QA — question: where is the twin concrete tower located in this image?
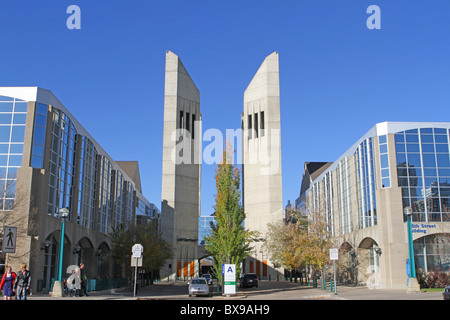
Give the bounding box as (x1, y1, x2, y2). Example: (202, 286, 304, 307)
(160, 51, 283, 281)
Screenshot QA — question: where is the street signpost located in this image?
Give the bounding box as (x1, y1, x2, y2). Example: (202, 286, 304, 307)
(132, 244, 143, 297)
(329, 248, 338, 294)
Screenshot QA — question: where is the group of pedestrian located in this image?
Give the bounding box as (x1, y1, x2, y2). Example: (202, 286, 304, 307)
(65, 262, 89, 297)
(1, 262, 89, 299)
(0, 263, 31, 300)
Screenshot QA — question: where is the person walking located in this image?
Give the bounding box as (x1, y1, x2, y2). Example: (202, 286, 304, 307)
(79, 263, 89, 296)
(0, 266, 16, 300)
(15, 263, 31, 300)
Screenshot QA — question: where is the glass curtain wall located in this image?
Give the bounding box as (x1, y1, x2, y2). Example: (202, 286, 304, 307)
(47, 108, 77, 217)
(336, 157, 353, 234)
(0, 96, 27, 210)
(77, 135, 98, 229)
(395, 128, 450, 222)
(355, 137, 377, 230)
(98, 155, 113, 233)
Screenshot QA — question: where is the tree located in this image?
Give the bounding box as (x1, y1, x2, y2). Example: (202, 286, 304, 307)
(204, 145, 258, 285)
(265, 206, 334, 278)
(133, 220, 172, 275)
(109, 220, 172, 279)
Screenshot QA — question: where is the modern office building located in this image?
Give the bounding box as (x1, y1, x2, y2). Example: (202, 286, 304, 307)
(0, 87, 158, 293)
(241, 52, 284, 280)
(160, 51, 202, 281)
(298, 122, 450, 290)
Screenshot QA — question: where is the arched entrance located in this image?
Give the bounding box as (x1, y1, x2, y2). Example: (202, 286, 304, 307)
(74, 237, 94, 275)
(358, 237, 382, 288)
(42, 232, 71, 291)
(338, 242, 357, 284)
(97, 241, 111, 277)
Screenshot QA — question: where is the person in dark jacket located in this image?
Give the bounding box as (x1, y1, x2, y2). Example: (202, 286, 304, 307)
(14, 263, 31, 300)
(79, 263, 89, 296)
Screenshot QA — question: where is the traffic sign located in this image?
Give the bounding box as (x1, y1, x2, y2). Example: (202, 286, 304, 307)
(132, 244, 143, 258)
(2, 226, 16, 253)
(329, 248, 339, 260)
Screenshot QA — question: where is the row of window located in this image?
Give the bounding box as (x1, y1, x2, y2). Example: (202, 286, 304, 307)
(178, 110, 197, 139)
(0, 97, 27, 210)
(356, 138, 377, 230)
(395, 128, 450, 222)
(26, 104, 154, 233)
(247, 111, 265, 139)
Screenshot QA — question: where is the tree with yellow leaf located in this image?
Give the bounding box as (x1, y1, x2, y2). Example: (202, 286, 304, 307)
(204, 144, 258, 286)
(265, 206, 334, 278)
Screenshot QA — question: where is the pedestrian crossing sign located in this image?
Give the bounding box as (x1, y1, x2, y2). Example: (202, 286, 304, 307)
(2, 226, 16, 253)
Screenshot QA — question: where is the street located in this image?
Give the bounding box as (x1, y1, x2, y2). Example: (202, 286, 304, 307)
(28, 280, 445, 301)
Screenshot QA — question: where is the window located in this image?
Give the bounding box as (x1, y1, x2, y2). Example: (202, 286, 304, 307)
(260, 111, 265, 137)
(248, 114, 252, 139)
(179, 111, 184, 130)
(395, 127, 450, 222)
(47, 108, 77, 217)
(192, 114, 196, 139)
(0, 96, 27, 210)
(77, 135, 98, 229)
(98, 156, 113, 233)
(186, 112, 190, 134)
(31, 103, 48, 169)
(379, 135, 390, 188)
(254, 113, 258, 138)
(355, 138, 377, 229)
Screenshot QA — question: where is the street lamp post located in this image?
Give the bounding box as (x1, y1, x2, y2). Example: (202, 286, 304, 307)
(403, 206, 416, 278)
(52, 207, 69, 297)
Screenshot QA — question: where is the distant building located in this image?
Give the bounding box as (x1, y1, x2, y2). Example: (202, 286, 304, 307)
(0, 87, 157, 293)
(198, 215, 215, 246)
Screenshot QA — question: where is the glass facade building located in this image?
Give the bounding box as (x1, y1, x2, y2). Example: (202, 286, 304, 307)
(0, 96, 27, 210)
(395, 127, 450, 223)
(0, 87, 159, 292)
(298, 122, 450, 289)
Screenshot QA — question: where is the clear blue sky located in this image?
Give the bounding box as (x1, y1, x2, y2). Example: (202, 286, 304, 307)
(1, 1, 450, 216)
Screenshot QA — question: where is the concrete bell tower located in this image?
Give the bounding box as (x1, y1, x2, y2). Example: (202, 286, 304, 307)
(242, 52, 283, 280)
(160, 51, 202, 280)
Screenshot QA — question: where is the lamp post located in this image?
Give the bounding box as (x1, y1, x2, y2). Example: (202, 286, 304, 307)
(403, 206, 416, 278)
(57, 207, 69, 281)
(51, 207, 69, 297)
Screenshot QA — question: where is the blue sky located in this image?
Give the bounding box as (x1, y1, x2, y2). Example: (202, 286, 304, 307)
(1, 1, 450, 216)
